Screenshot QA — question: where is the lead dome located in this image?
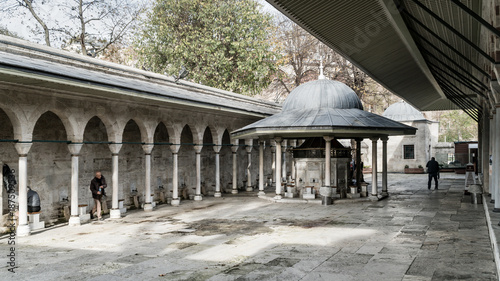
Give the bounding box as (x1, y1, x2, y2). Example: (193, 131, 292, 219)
(282, 79, 363, 111)
(383, 101, 425, 122)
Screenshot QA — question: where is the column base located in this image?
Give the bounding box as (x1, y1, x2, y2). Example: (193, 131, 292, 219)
(232, 189, 238, 194)
(493, 208, 500, 213)
(381, 191, 389, 197)
(68, 216, 81, 226)
(194, 195, 203, 201)
(171, 198, 180, 206)
(246, 187, 253, 192)
(110, 208, 121, 219)
(17, 224, 30, 237)
(214, 192, 222, 198)
(321, 195, 333, 206)
(274, 195, 282, 200)
(258, 191, 266, 196)
(490, 199, 495, 204)
(143, 203, 153, 212)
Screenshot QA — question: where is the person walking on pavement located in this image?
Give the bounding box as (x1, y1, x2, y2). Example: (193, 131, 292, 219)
(426, 157, 440, 190)
(90, 171, 107, 220)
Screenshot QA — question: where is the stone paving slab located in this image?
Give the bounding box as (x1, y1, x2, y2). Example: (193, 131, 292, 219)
(0, 173, 497, 280)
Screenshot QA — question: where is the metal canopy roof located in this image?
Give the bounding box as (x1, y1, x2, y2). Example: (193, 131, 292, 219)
(266, 0, 495, 121)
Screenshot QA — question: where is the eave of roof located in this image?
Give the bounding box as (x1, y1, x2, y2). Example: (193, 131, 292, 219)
(0, 35, 281, 118)
(231, 108, 417, 139)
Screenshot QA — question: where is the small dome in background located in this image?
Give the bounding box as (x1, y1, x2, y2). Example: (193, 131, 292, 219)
(383, 101, 426, 122)
(282, 79, 363, 111)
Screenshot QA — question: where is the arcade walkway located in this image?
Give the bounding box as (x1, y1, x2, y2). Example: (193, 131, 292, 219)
(1, 174, 496, 280)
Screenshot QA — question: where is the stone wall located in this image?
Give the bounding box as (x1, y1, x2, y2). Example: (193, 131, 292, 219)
(0, 87, 276, 224)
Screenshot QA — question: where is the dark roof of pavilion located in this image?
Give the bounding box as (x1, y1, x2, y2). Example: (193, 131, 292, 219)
(231, 79, 417, 139)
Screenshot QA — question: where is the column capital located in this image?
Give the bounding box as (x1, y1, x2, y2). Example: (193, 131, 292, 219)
(170, 144, 181, 154)
(213, 145, 222, 153)
(109, 143, 123, 154)
(194, 144, 203, 154)
(245, 145, 253, 153)
(369, 137, 379, 142)
(380, 136, 389, 142)
(142, 144, 154, 154)
(274, 137, 282, 143)
(231, 144, 239, 153)
(258, 139, 266, 145)
(323, 136, 334, 142)
(15, 142, 32, 156)
(68, 143, 84, 156)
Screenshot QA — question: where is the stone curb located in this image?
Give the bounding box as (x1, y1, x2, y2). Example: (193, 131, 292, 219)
(482, 194, 500, 280)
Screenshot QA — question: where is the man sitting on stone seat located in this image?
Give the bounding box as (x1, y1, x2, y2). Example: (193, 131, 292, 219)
(90, 171, 107, 221)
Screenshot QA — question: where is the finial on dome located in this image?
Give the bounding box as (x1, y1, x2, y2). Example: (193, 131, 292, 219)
(318, 58, 326, 80)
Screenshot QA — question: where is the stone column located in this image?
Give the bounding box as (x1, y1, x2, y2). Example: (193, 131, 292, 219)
(356, 138, 362, 188)
(258, 140, 265, 196)
(143, 144, 154, 211)
(170, 145, 181, 206)
(231, 144, 239, 194)
(68, 143, 83, 226)
(282, 140, 287, 181)
(381, 136, 388, 196)
(194, 145, 203, 201)
(324, 136, 333, 187)
(246, 141, 253, 192)
(271, 141, 276, 186)
(0, 160, 2, 216)
(482, 109, 490, 194)
(109, 143, 122, 219)
(321, 136, 334, 205)
(490, 113, 496, 204)
(494, 108, 500, 212)
(213, 145, 222, 197)
(275, 137, 283, 199)
(370, 137, 379, 196)
(15, 142, 32, 237)
(290, 139, 297, 180)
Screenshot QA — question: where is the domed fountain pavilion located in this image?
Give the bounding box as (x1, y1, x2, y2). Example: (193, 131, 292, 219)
(231, 77, 417, 204)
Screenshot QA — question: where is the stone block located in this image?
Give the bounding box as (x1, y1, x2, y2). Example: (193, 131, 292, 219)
(28, 213, 45, 231)
(303, 194, 315, 200)
(285, 192, 294, 198)
(347, 193, 360, 199)
(79, 213, 91, 223)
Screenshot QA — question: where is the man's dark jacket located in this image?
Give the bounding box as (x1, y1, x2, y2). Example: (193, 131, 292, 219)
(90, 176, 107, 200)
(426, 159, 440, 174)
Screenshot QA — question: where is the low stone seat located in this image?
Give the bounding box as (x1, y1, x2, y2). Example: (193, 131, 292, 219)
(28, 211, 45, 230)
(468, 184, 483, 204)
(77, 204, 91, 223)
(303, 186, 315, 200)
(119, 199, 127, 213)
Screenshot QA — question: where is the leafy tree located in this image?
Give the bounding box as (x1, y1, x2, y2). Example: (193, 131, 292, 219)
(438, 110, 478, 142)
(135, 0, 280, 94)
(0, 0, 143, 56)
(0, 25, 23, 39)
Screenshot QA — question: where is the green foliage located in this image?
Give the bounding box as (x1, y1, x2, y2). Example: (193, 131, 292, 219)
(438, 110, 478, 142)
(135, 0, 280, 95)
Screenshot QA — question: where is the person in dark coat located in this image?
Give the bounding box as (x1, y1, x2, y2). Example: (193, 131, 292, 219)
(27, 186, 41, 213)
(426, 157, 440, 190)
(90, 171, 107, 220)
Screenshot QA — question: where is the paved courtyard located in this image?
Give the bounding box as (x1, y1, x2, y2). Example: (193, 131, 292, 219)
(1, 173, 497, 280)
